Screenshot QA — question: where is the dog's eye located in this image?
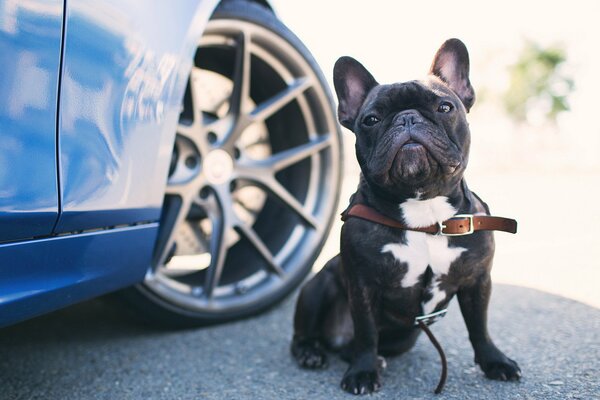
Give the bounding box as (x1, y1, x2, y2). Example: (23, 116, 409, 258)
(362, 115, 380, 126)
(437, 102, 453, 113)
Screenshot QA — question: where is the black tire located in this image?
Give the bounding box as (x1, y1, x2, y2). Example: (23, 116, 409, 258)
(118, 0, 342, 327)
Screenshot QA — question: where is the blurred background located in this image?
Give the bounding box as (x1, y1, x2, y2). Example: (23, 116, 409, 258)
(271, 0, 600, 308)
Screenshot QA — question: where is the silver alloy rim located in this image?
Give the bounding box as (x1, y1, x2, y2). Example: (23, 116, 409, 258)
(141, 19, 340, 314)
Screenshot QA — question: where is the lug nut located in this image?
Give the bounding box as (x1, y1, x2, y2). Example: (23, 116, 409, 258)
(185, 156, 198, 169)
(207, 131, 218, 144)
(199, 187, 210, 199)
(235, 282, 249, 294)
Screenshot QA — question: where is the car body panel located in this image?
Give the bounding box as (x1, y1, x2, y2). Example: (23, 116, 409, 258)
(0, 0, 221, 327)
(0, 0, 64, 242)
(55, 0, 218, 233)
(0, 224, 158, 328)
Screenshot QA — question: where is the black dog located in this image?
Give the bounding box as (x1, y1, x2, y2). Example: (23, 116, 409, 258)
(291, 39, 521, 394)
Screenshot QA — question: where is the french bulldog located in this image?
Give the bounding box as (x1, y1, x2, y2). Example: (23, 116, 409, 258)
(291, 39, 521, 394)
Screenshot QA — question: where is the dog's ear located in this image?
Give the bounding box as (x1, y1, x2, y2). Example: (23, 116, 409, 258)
(430, 38, 475, 112)
(333, 57, 378, 129)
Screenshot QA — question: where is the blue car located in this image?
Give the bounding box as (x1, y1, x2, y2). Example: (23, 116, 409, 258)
(0, 0, 342, 327)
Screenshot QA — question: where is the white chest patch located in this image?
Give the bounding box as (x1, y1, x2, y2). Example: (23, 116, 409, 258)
(381, 196, 467, 314)
(399, 196, 458, 227)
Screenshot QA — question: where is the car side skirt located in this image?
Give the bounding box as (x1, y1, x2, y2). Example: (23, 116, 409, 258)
(0, 223, 158, 328)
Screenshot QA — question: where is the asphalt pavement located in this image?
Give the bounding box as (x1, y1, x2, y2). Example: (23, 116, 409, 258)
(0, 284, 598, 400)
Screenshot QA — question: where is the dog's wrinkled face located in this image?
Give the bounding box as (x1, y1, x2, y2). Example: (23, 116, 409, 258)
(334, 39, 476, 199)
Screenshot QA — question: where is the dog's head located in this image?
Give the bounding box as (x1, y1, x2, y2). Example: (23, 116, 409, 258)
(334, 39, 475, 199)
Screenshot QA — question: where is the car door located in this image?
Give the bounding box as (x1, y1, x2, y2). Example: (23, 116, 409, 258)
(54, 0, 214, 234)
(0, 0, 63, 242)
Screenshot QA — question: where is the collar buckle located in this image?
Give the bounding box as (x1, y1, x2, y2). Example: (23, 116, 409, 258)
(438, 214, 474, 236)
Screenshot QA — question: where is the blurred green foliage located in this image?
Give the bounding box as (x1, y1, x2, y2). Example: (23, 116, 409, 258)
(504, 41, 574, 124)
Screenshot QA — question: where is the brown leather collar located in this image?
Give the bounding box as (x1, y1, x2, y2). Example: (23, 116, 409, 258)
(342, 203, 517, 235)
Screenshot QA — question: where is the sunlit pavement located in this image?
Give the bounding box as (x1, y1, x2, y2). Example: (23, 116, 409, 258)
(0, 284, 598, 399)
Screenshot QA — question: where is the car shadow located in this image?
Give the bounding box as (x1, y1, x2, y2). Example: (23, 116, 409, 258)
(0, 296, 152, 346)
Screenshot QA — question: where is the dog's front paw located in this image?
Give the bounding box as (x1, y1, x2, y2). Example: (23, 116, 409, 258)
(341, 369, 381, 395)
(476, 348, 521, 381)
(291, 338, 328, 369)
(480, 357, 521, 381)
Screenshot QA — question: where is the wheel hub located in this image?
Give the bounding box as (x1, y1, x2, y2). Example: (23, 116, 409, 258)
(203, 149, 234, 185)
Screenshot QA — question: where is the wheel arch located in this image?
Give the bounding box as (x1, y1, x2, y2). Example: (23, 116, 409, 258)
(218, 0, 274, 12)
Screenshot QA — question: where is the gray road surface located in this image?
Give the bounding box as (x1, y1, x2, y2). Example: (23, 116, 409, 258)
(0, 284, 599, 400)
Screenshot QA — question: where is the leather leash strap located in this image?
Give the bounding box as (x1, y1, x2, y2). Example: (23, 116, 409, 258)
(342, 203, 517, 235)
(417, 320, 448, 394)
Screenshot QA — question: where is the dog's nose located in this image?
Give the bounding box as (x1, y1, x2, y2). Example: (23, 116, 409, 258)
(397, 111, 423, 127)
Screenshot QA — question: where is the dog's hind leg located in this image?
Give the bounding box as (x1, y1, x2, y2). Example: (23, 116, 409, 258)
(291, 254, 350, 369)
(378, 327, 421, 356)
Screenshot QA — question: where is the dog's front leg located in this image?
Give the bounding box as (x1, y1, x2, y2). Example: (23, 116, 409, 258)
(457, 275, 521, 381)
(340, 281, 381, 395)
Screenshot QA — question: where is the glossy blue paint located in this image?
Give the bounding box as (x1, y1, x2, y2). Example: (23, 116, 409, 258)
(0, 223, 158, 328)
(55, 0, 219, 233)
(0, 0, 228, 328)
(0, 0, 63, 242)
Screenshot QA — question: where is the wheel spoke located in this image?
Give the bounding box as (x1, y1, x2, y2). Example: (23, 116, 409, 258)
(202, 190, 229, 299)
(265, 178, 318, 229)
(217, 30, 254, 150)
(249, 78, 312, 123)
(236, 222, 284, 277)
(176, 121, 208, 157)
(266, 178, 318, 229)
(237, 173, 318, 229)
(153, 194, 194, 268)
(176, 122, 196, 143)
(203, 116, 233, 137)
(165, 182, 188, 197)
(176, 69, 212, 155)
(228, 30, 251, 117)
(259, 134, 331, 172)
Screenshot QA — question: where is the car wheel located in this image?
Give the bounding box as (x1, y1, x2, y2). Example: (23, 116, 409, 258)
(120, 0, 342, 327)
